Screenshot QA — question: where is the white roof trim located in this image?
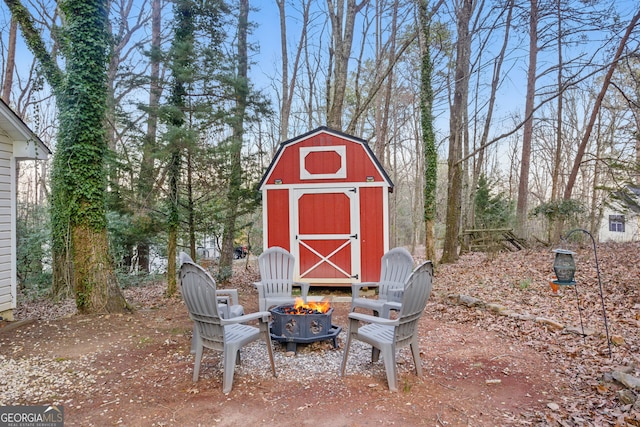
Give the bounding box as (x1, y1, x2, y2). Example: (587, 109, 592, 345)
(0, 99, 51, 159)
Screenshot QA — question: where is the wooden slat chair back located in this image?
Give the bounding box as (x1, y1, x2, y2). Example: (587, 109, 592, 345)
(341, 260, 434, 391)
(255, 246, 309, 312)
(180, 261, 276, 394)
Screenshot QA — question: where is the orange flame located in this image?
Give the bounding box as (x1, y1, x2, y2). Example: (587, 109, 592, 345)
(289, 297, 331, 314)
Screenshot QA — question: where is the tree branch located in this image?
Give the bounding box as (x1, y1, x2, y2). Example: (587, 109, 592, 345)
(3, 0, 64, 92)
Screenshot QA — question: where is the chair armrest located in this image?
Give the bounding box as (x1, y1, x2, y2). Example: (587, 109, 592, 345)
(348, 311, 398, 326)
(351, 282, 379, 299)
(293, 281, 310, 301)
(216, 289, 239, 306)
(221, 311, 271, 325)
(216, 295, 231, 304)
(380, 301, 402, 319)
(254, 282, 265, 299)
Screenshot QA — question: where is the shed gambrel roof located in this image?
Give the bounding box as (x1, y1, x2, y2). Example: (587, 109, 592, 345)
(258, 126, 393, 190)
(0, 98, 51, 159)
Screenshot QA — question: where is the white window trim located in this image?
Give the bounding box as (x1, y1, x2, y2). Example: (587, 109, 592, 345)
(299, 145, 346, 180)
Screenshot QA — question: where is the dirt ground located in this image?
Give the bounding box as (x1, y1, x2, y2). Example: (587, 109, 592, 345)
(5, 242, 640, 427)
(0, 285, 561, 426)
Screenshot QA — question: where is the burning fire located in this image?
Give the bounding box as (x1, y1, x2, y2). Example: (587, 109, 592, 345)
(283, 297, 331, 314)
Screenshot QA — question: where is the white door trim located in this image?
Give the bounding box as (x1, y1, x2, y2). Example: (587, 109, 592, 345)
(290, 187, 361, 284)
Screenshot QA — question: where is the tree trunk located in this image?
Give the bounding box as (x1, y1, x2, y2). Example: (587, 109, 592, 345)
(469, 0, 513, 229)
(563, 9, 640, 200)
(72, 225, 128, 313)
(135, 0, 163, 273)
(374, 0, 398, 167)
(187, 148, 196, 260)
(167, 226, 177, 295)
(2, 18, 17, 102)
(219, 0, 249, 280)
(165, 0, 195, 296)
(550, 0, 564, 242)
(551, 0, 562, 203)
(166, 147, 180, 297)
(277, 0, 310, 141)
(60, 0, 127, 312)
(4, 0, 66, 296)
(418, 0, 442, 263)
(441, 0, 473, 264)
(326, 0, 368, 130)
(515, 0, 538, 239)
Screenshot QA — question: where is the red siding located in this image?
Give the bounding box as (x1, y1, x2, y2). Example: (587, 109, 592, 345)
(264, 134, 384, 186)
(360, 186, 385, 282)
(298, 192, 351, 234)
(266, 189, 290, 250)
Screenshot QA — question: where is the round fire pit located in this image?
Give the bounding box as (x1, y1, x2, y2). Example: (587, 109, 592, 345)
(269, 303, 341, 353)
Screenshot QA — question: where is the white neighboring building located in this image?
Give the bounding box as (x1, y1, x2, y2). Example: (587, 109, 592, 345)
(598, 186, 640, 243)
(0, 99, 51, 320)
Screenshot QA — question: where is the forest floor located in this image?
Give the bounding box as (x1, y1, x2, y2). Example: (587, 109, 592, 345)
(1, 242, 639, 426)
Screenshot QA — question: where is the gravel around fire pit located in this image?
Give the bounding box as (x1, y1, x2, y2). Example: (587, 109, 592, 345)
(214, 335, 418, 383)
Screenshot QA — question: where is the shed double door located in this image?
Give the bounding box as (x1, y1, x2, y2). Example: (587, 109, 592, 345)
(293, 187, 360, 285)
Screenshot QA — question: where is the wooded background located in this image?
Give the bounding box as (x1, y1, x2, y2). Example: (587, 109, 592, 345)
(1, 0, 639, 312)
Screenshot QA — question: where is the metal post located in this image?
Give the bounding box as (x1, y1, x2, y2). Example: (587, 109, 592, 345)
(563, 228, 612, 358)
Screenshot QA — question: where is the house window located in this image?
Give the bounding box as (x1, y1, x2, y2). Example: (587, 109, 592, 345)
(609, 215, 625, 232)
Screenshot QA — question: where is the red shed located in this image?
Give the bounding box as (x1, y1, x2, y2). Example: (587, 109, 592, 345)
(258, 127, 393, 287)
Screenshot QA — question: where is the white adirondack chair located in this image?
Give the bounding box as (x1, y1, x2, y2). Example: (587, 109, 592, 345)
(340, 261, 434, 391)
(350, 247, 414, 317)
(180, 260, 277, 394)
(254, 247, 310, 312)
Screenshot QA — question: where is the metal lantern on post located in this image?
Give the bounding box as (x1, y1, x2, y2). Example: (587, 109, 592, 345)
(552, 249, 577, 285)
(552, 229, 612, 358)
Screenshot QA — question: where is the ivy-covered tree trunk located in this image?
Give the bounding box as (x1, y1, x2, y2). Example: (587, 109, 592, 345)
(166, 147, 180, 297)
(57, 0, 128, 313)
(418, 0, 437, 263)
(6, 0, 128, 312)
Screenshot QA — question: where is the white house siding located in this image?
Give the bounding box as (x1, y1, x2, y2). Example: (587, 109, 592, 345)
(0, 133, 13, 316)
(598, 206, 640, 243)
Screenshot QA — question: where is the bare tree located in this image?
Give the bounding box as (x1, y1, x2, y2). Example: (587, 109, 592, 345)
(326, 0, 369, 130)
(1, 17, 16, 102)
(135, 0, 163, 272)
(514, 0, 538, 238)
(563, 9, 640, 200)
(441, 0, 473, 264)
(276, 0, 311, 141)
(467, 0, 513, 230)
